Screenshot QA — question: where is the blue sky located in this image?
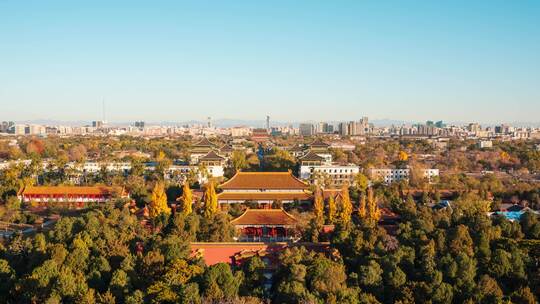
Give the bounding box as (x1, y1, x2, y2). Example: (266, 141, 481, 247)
(0, 0, 539, 124)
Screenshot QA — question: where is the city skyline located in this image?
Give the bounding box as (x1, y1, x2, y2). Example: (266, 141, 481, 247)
(1, 1, 539, 122)
(5, 117, 540, 128)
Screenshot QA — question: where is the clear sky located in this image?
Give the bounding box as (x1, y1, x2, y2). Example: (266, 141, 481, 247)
(0, 0, 539, 124)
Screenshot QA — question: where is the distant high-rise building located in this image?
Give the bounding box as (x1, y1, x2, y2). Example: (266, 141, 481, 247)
(0, 121, 14, 133)
(134, 121, 145, 129)
(417, 124, 437, 136)
(435, 121, 445, 128)
(299, 123, 314, 136)
(266, 116, 270, 131)
(360, 116, 369, 127)
(338, 122, 347, 136)
(468, 123, 481, 133)
(495, 124, 511, 134)
(337, 118, 369, 136)
(314, 122, 330, 134)
(326, 124, 334, 133)
(92, 121, 104, 128)
(14, 124, 27, 135)
(26, 124, 46, 135)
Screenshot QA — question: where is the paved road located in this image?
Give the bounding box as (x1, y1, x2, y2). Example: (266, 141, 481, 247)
(0, 219, 57, 238)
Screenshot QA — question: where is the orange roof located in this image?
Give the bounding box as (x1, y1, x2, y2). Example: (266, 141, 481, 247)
(231, 209, 297, 226)
(20, 186, 125, 196)
(190, 242, 331, 266)
(191, 242, 280, 265)
(219, 171, 309, 190)
(217, 191, 312, 201)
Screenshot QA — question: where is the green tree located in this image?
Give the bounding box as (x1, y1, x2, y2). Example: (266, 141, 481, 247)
(240, 256, 266, 297)
(231, 150, 248, 172)
(198, 213, 235, 242)
(109, 269, 132, 301)
(202, 263, 242, 301)
(475, 275, 503, 304)
(511, 286, 537, 304)
(448, 225, 474, 257)
(306, 255, 348, 302)
(354, 173, 369, 193)
(0, 259, 15, 296)
(358, 260, 383, 288)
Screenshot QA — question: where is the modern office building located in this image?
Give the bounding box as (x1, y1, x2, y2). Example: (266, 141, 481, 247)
(299, 123, 314, 136)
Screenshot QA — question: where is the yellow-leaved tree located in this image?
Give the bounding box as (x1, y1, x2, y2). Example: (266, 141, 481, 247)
(366, 187, 381, 223)
(338, 183, 353, 224)
(398, 151, 409, 162)
(204, 182, 218, 217)
(179, 182, 193, 215)
(327, 195, 336, 224)
(313, 187, 324, 225)
(149, 181, 171, 218)
(358, 192, 367, 218)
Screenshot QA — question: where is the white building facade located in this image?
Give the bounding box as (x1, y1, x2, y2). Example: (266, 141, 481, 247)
(300, 164, 360, 187)
(368, 168, 439, 184)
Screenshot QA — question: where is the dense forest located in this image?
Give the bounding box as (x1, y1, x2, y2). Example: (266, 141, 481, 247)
(0, 191, 539, 303)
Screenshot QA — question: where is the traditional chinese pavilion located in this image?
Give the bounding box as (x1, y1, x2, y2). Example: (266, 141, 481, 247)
(219, 145, 234, 157)
(298, 150, 326, 166)
(309, 138, 330, 153)
(198, 150, 226, 167)
(190, 137, 216, 163)
(217, 171, 311, 207)
(18, 186, 127, 208)
(231, 208, 298, 242)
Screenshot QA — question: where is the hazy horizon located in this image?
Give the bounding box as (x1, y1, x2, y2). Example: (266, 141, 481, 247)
(9, 118, 540, 129)
(1, 1, 539, 123)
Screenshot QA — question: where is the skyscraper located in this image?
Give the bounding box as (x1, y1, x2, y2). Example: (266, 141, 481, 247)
(299, 123, 314, 136)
